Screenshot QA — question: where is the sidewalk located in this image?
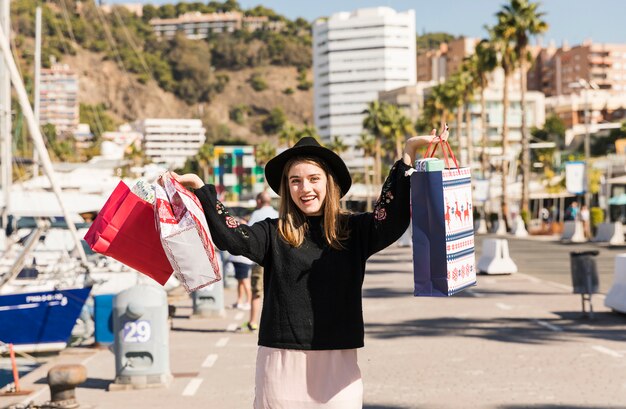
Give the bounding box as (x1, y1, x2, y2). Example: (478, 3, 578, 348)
(2, 240, 626, 409)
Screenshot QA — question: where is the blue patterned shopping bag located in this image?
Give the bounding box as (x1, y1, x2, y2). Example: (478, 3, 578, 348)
(411, 143, 477, 296)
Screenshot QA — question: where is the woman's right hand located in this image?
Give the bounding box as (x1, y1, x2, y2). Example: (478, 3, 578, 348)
(161, 171, 204, 190)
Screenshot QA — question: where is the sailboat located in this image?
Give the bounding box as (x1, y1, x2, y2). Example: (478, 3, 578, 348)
(0, 6, 92, 353)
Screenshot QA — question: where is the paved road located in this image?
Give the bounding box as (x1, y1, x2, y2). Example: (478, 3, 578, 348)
(479, 234, 624, 294)
(2, 235, 626, 409)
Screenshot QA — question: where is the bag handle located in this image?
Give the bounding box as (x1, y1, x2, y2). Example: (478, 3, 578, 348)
(424, 124, 460, 170)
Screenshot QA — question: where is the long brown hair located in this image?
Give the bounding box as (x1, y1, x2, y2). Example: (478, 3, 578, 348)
(277, 156, 350, 249)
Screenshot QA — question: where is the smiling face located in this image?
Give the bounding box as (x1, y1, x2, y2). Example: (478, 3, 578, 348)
(287, 160, 328, 216)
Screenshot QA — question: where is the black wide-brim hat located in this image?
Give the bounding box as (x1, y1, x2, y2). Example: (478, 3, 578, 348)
(265, 136, 352, 197)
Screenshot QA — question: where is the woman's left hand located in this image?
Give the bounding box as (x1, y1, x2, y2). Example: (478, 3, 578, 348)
(402, 125, 449, 166)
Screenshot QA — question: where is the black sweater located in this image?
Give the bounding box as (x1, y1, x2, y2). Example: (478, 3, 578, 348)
(194, 160, 411, 350)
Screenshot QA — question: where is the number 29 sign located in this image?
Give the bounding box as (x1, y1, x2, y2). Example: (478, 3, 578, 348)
(123, 320, 151, 343)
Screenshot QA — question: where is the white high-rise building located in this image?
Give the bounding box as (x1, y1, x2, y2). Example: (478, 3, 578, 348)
(39, 64, 79, 135)
(133, 118, 206, 168)
(313, 7, 416, 159)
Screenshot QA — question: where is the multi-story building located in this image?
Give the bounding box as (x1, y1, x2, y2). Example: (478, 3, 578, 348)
(132, 118, 206, 168)
(380, 68, 545, 165)
(529, 41, 626, 96)
(312, 7, 416, 159)
(39, 64, 79, 135)
(149, 11, 280, 40)
(415, 37, 478, 82)
(378, 81, 437, 122)
(546, 90, 626, 128)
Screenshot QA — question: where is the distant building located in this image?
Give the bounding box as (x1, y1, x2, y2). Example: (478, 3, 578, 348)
(39, 64, 79, 135)
(132, 119, 206, 168)
(73, 123, 94, 150)
(99, 3, 144, 17)
(416, 37, 478, 82)
(312, 7, 416, 158)
(378, 82, 437, 122)
(101, 124, 143, 160)
(546, 90, 626, 128)
(149, 11, 282, 40)
(528, 40, 626, 96)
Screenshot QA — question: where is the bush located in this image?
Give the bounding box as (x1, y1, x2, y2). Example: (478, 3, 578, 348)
(262, 107, 286, 135)
(283, 87, 294, 95)
(249, 72, 268, 91)
(229, 104, 250, 125)
(590, 207, 604, 229)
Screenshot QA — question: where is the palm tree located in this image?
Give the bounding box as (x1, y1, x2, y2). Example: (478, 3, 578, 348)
(489, 22, 517, 229)
(327, 135, 348, 154)
(497, 0, 548, 215)
(472, 39, 498, 178)
(357, 132, 376, 211)
(278, 122, 298, 147)
(255, 140, 275, 167)
(195, 143, 214, 183)
(362, 101, 390, 187)
(385, 104, 414, 160)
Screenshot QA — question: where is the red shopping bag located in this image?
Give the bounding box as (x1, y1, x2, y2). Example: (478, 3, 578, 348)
(84, 181, 173, 285)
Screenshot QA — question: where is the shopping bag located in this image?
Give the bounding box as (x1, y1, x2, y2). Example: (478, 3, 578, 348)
(84, 181, 173, 285)
(411, 139, 476, 296)
(154, 175, 221, 293)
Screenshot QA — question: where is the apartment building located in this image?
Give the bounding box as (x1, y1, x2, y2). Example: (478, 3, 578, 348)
(416, 37, 478, 82)
(39, 64, 79, 135)
(133, 118, 206, 168)
(150, 11, 281, 40)
(529, 41, 626, 96)
(312, 7, 416, 157)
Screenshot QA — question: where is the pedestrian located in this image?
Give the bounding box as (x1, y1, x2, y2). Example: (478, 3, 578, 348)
(239, 191, 279, 332)
(229, 245, 253, 310)
(566, 201, 579, 221)
(580, 204, 591, 238)
(169, 133, 439, 408)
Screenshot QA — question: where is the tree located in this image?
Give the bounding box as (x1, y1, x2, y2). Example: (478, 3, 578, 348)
(471, 39, 498, 178)
(262, 107, 287, 135)
(195, 143, 214, 183)
(327, 135, 347, 154)
(357, 132, 376, 211)
(255, 140, 276, 166)
(489, 21, 517, 229)
(362, 101, 391, 187)
(278, 121, 298, 147)
(385, 105, 414, 160)
(497, 0, 548, 214)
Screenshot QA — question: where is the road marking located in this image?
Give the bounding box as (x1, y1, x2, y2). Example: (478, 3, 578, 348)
(216, 337, 229, 347)
(533, 319, 562, 332)
(466, 290, 484, 298)
(182, 378, 203, 396)
(202, 354, 218, 368)
(592, 345, 623, 358)
(235, 312, 244, 320)
(546, 282, 572, 291)
(495, 302, 513, 310)
(226, 323, 237, 331)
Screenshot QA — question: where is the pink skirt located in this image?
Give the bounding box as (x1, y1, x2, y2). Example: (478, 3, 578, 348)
(254, 346, 363, 408)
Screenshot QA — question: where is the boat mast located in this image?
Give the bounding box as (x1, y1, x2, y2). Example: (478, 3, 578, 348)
(0, 0, 10, 229)
(33, 6, 41, 177)
(0, 15, 89, 265)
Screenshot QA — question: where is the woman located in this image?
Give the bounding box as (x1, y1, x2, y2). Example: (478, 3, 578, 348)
(171, 133, 439, 408)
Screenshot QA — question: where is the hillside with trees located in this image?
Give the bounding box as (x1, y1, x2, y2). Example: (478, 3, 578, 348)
(11, 0, 314, 146)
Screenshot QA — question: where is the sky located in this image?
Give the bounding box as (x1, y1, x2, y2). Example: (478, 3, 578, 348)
(123, 0, 626, 46)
